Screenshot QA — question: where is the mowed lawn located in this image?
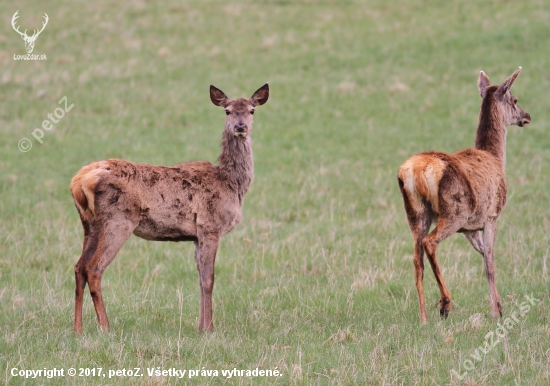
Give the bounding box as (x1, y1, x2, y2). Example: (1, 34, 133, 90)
(1, 0, 549, 384)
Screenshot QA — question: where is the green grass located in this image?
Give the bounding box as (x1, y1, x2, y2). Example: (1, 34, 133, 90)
(1, 0, 550, 384)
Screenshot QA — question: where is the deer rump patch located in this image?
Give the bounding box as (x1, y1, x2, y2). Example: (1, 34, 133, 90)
(398, 155, 446, 214)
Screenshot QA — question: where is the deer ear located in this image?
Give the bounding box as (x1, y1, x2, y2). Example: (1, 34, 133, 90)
(497, 66, 521, 96)
(478, 71, 490, 98)
(210, 85, 228, 107)
(250, 83, 269, 106)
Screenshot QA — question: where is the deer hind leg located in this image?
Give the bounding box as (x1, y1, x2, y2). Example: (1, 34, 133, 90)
(408, 214, 431, 324)
(398, 179, 432, 323)
(74, 224, 100, 334)
(84, 219, 136, 332)
(463, 231, 485, 255)
(422, 217, 466, 319)
(482, 220, 502, 318)
(195, 234, 220, 332)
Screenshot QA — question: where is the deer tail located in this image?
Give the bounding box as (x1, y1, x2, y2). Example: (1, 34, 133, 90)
(70, 162, 109, 220)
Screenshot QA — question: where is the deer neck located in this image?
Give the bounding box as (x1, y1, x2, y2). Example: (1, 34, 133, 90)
(474, 95, 507, 170)
(217, 127, 254, 199)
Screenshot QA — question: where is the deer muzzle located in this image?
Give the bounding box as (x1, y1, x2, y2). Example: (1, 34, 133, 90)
(235, 123, 247, 136)
(519, 112, 531, 127)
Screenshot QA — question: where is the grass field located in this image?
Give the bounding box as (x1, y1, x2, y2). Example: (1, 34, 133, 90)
(1, 0, 549, 384)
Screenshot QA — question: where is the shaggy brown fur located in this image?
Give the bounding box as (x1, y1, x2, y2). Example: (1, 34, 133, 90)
(397, 68, 531, 323)
(71, 84, 269, 333)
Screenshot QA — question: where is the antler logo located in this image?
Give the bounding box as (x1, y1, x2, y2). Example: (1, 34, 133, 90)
(11, 11, 49, 54)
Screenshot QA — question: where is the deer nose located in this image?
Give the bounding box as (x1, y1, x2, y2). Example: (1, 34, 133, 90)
(521, 113, 531, 126)
(235, 123, 246, 132)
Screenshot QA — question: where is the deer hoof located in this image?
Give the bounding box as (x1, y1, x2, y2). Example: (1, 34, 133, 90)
(439, 297, 451, 319)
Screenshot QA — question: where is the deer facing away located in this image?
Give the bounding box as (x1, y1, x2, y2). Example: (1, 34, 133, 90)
(397, 68, 530, 323)
(70, 84, 269, 333)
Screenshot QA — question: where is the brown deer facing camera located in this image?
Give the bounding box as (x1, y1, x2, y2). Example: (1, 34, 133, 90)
(397, 68, 530, 323)
(71, 84, 269, 333)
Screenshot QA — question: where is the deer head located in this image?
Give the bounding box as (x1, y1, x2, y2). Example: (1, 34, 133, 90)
(478, 67, 531, 127)
(11, 11, 49, 54)
(210, 84, 269, 138)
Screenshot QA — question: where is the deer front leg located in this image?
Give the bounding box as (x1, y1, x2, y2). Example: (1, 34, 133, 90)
(193, 241, 203, 330)
(483, 220, 502, 318)
(196, 234, 219, 332)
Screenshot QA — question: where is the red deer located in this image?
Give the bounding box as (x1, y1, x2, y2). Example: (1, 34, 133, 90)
(397, 68, 530, 323)
(70, 84, 269, 333)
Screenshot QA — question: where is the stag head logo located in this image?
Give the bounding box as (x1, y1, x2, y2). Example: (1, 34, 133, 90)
(11, 11, 49, 54)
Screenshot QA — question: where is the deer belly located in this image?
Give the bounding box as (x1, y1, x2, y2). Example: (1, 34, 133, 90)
(133, 217, 197, 242)
(459, 212, 489, 232)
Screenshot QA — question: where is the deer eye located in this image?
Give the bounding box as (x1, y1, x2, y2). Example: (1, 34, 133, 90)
(225, 110, 230, 115)
(250, 109, 255, 115)
(513, 98, 518, 104)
